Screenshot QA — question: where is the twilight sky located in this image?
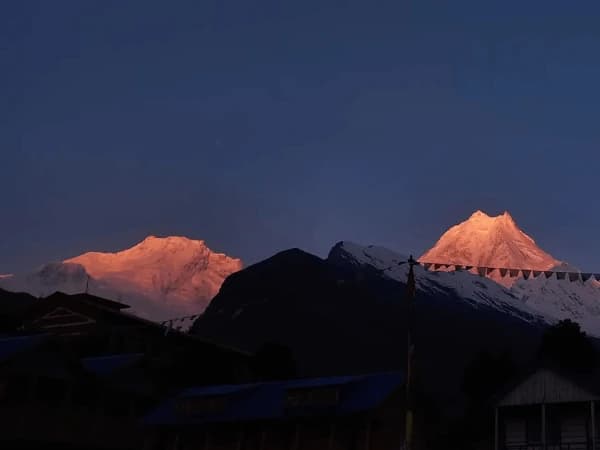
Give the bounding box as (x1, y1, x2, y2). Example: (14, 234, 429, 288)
(3, 0, 600, 274)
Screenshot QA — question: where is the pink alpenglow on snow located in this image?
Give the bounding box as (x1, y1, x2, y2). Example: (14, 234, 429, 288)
(416, 210, 600, 337)
(0, 236, 242, 321)
(420, 210, 559, 286)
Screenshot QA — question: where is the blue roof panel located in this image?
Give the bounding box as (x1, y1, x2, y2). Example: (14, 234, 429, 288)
(0, 335, 47, 363)
(180, 383, 257, 397)
(341, 371, 404, 414)
(143, 371, 404, 425)
(286, 374, 363, 389)
(82, 353, 144, 376)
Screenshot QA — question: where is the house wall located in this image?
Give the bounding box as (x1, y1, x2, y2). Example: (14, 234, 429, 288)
(496, 369, 600, 450)
(504, 416, 527, 448)
(155, 419, 386, 450)
(499, 403, 593, 450)
(149, 388, 406, 450)
(369, 388, 406, 450)
(0, 370, 145, 450)
(558, 404, 589, 450)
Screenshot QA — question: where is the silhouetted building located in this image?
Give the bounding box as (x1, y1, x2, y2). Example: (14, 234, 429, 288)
(0, 291, 253, 450)
(22, 292, 252, 388)
(0, 334, 149, 449)
(495, 368, 600, 450)
(143, 371, 405, 450)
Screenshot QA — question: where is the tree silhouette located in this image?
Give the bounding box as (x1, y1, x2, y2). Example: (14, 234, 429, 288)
(452, 350, 518, 450)
(251, 342, 297, 381)
(462, 350, 517, 406)
(538, 319, 597, 371)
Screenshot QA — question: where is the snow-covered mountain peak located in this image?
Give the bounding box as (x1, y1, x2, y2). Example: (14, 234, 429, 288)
(140, 235, 206, 248)
(470, 209, 513, 221)
(458, 210, 520, 236)
(420, 210, 559, 276)
(0, 236, 243, 321)
(416, 211, 600, 337)
(97, 235, 208, 257)
(66, 236, 240, 276)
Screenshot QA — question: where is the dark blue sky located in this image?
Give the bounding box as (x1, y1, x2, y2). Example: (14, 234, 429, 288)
(3, 0, 600, 273)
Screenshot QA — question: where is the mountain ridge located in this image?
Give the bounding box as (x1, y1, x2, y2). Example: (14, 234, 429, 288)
(0, 235, 242, 321)
(191, 240, 550, 415)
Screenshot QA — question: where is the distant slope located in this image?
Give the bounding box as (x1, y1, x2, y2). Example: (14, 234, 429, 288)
(0, 288, 36, 332)
(337, 241, 547, 323)
(512, 272, 600, 335)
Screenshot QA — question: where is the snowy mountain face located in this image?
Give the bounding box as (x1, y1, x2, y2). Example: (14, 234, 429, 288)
(331, 241, 548, 325)
(511, 275, 600, 333)
(420, 210, 600, 337)
(421, 210, 559, 286)
(0, 236, 242, 321)
(0, 262, 89, 297)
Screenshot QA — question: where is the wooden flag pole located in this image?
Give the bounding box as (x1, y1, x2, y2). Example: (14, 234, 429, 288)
(405, 255, 417, 450)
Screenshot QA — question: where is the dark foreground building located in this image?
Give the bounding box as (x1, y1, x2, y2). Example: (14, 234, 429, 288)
(495, 368, 600, 450)
(0, 291, 253, 450)
(0, 334, 144, 449)
(143, 371, 404, 450)
(21, 292, 252, 387)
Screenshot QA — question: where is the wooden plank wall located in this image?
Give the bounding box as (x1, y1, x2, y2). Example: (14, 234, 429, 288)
(560, 410, 588, 450)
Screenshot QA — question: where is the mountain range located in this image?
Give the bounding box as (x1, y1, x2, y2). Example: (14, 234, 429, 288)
(4, 209, 600, 413)
(2, 210, 600, 337)
(0, 236, 242, 320)
(185, 210, 600, 407)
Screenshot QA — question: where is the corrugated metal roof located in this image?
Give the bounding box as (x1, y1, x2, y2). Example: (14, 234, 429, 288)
(81, 353, 144, 376)
(143, 371, 403, 425)
(0, 334, 47, 363)
(496, 365, 600, 406)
